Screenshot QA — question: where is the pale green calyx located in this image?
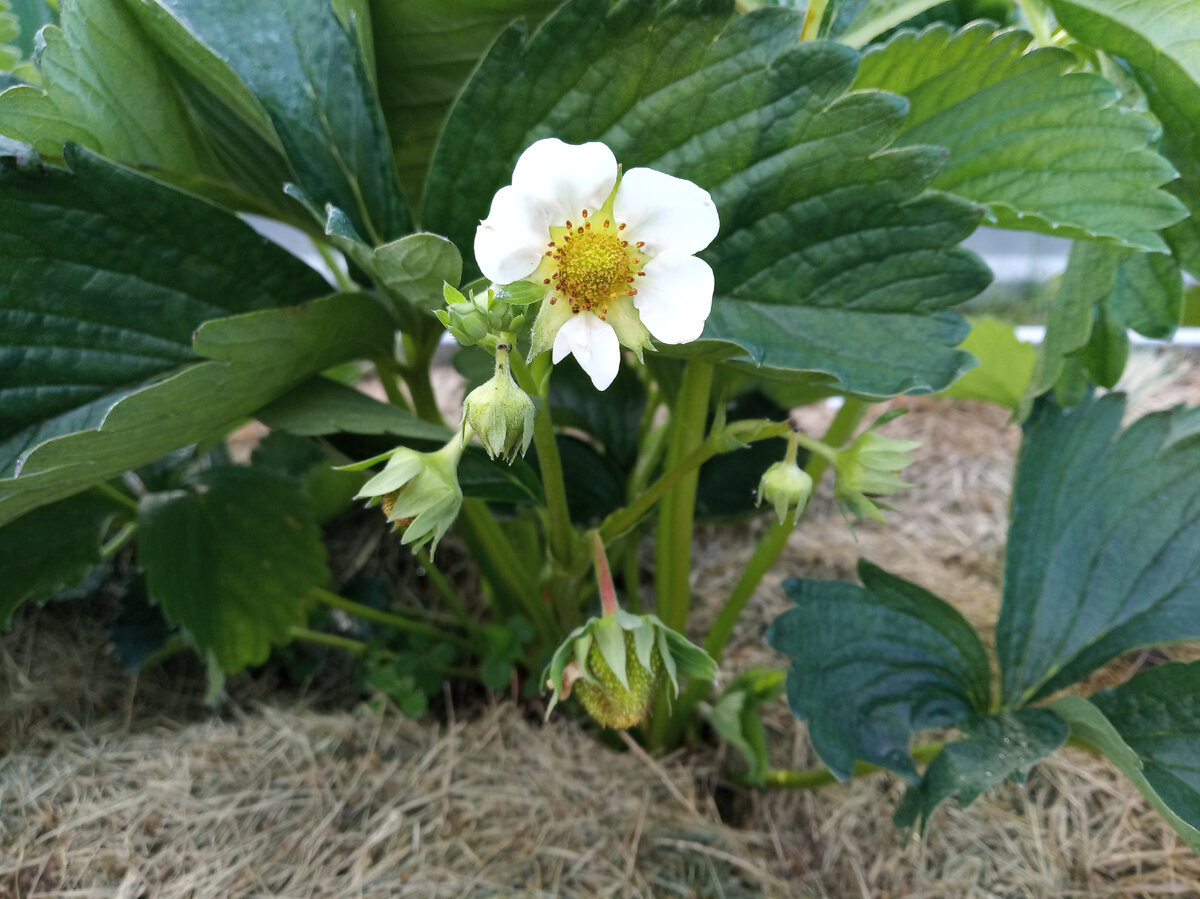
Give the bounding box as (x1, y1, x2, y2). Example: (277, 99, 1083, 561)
(463, 347, 535, 464)
(833, 413, 921, 523)
(543, 610, 716, 729)
(347, 436, 465, 555)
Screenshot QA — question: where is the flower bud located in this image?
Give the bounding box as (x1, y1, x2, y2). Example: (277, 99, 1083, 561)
(462, 349, 535, 463)
(756, 459, 813, 525)
(544, 610, 716, 729)
(435, 284, 491, 347)
(351, 437, 465, 555)
(833, 416, 921, 523)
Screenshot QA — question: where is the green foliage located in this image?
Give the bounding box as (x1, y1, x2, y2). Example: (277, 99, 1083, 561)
(766, 560, 991, 781)
(139, 466, 329, 673)
(257, 378, 450, 443)
(0, 143, 329, 481)
(1047, 0, 1200, 276)
(426, 0, 990, 397)
(894, 710, 1068, 830)
(1053, 685, 1200, 853)
(854, 22, 1187, 250)
(0, 290, 395, 527)
(0, 491, 119, 626)
(998, 396, 1200, 706)
(704, 667, 785, 785)
(145, 0, 408, 242)
(938, 317, 1035, 409)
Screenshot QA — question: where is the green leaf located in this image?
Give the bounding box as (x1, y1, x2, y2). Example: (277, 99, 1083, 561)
(937, 317, 1035, 410)
(0, 0, 222, 172)
(827, 0, 948, 48)
(368, 0, 559, 207)
(704, 667, 785, 785)
(425, 0, 991, 398)
(853, 23, 1186, 251)
(997, 395, 1200, 706)
(765, 559, 992, 781)
(548, 355, 646, 468)
(7, 0, 54, 60)
(0, 491, 118, 626)
(1046, 0, 1200, 277)
(1022, 241, 1121, 410)
(0, 143, 330, 480)
(0, 290, 396, 528)
(1053, 688, 1200, 853)
(1090, 661, 1200, 835)
(148, 0, 409, 242)
(139, 466, 328, 673)
(257, 377, 450, 442)
(894, 709, 1068, 830)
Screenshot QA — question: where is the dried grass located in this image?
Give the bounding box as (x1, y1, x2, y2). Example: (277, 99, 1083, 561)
(2, 349, 1199, 897)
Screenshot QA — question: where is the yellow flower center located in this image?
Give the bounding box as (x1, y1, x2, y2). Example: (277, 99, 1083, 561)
(537, 202, 648, 320)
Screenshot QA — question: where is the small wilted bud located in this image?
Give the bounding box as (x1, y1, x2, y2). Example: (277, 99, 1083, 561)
(462, 348, 535, 463)
(756, 432, 813, 525)
(348, 437, 465, 555)
(833, 412, 921, 523)
(544, 610, 716, 729)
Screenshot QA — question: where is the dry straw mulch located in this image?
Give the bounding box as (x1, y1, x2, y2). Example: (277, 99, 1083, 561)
(3, 350, 1200, 898)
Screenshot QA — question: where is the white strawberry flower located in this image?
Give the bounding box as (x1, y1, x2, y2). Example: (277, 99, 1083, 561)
(474, 138, 719, 390)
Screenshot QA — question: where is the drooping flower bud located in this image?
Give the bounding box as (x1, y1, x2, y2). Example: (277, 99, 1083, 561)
(462, 347, 535, 464)
(435, 283, 534, 352)
(833, 412, 921, 523)
(346, 436, 465, 555)
(544, 610, 716, 729)
(755, 431, 813, 525)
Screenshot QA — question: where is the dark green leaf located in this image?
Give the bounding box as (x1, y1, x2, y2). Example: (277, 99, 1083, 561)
(108, 575, 178, 673)
(139, 466, 329, 673)
(458, 447, 543, 506)
(997, 395, 1200, 706)
(1078, 301, 1129, 389)
(1110, 251, 1184, 340)
(854, 23, 1186, 251)
(426, 0, 990, 397)
(7, 0, 54, 59)
(697, 390, 791, 519)
(1090, 661, 1200, 834)
(257, 377, 450, 442)
(250, 430, 365, 524)
(0, 143, 330, 480)
(150, 0, 409, 242)
(0, 290, 396, 527)
(1047, 0, 1200, 276)
(894, 709, 1068, 829)
(369, 0, 559, 207)
(1053, 690, 1200, 853)
(765, 559, 992, 781)
(0, 491, 118, 626)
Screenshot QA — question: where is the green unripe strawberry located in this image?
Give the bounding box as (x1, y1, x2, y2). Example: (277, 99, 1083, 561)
(543, 609, 717, 730)
(574, 631, 664, 729)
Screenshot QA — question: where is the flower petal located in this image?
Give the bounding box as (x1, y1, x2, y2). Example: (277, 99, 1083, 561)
(552, 312, 621, 390)
(614, 168, 719, 257)
(512, 138, 618, 225)
(633, 254, 714, 344)
(475, 184, 552, 283)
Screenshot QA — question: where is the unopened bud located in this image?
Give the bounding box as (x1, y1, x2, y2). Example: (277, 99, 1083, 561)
(756, 459, 813, 525)
(833, 413, 921, 523)
(462, 350, 535, 463)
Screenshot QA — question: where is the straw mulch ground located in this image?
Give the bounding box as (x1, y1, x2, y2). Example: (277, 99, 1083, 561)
(2, 350, 1199, 898)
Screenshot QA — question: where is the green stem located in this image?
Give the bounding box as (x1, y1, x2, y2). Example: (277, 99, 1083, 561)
(601, 418, 790, 543)
(100, 521, 138, 558)
(312, 239, 357, 292)
(510, 353, 574, 567)
(459, 499, 557, 642)
(800, 0, 827, 40)
(373, 357, 412, 410)
(92, 481, 138, 514)
(311, 586, 473, 650)
(417, 548, 471, 625)
(1016, 0, 1053, 45)
(401, 333, 444, 425)
(654, 359, 714, 631)
(590, 531, 618, 616)
(805, 397, 869, 484)
(289, 625, 367, 655)
(741, 742, 947, 790)
(663, 398, 869, 747)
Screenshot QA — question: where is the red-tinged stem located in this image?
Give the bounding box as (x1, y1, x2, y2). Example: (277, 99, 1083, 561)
(590, 530, 618, 617)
